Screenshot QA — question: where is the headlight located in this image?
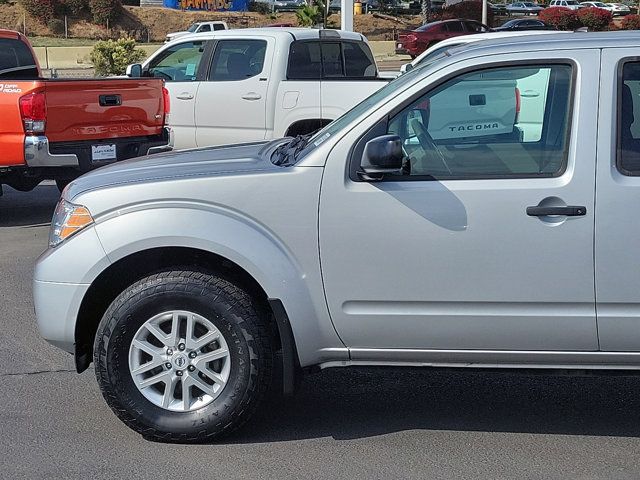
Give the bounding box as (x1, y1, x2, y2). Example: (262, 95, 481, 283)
(49, 199, 94, 248)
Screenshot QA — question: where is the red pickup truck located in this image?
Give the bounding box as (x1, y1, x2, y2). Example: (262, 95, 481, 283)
(0, 29, 172, 193)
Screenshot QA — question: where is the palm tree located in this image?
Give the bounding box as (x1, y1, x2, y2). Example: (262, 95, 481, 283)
(421, 0, 431, 23)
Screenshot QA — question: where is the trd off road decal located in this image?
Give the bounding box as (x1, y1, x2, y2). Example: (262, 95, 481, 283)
(0, 84, 22, 94)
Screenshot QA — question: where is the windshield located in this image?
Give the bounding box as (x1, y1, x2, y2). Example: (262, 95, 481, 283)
(187, 23, 200, 32)
(291, 61, 440, 162)
(523, 2, 536, 6)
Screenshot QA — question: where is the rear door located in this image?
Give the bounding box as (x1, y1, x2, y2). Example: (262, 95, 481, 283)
(195, 37, 272, 147)
(595, 49, 640, 351)
(145, 39, 210, 149)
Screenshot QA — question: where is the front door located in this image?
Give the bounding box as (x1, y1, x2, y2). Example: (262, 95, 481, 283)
(319, 53, 600, 353)
(146, 39, 209, 150)
(195, 38, 271, 147)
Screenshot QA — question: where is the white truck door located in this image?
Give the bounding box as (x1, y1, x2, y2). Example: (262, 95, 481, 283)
(319, 52, 600, 353)
(595, 49, 640, 351)
(195, 38, 272, 147)
(145, 39, 209, 150)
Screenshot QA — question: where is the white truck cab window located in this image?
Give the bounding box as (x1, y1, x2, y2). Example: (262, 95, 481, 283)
(147, 41, 206, 82)
(388, 64, 572, 179)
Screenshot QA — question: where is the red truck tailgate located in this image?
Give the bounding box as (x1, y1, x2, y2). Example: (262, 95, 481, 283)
(44, 79, 165, 143)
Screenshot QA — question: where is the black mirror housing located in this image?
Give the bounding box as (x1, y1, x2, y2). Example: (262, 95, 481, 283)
(359, 135, 403, 180)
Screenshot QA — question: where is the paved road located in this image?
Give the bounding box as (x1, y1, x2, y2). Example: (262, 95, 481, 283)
(2, 183, 640, 479)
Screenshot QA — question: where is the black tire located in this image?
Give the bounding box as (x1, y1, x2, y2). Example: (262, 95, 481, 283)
(93, 269, 273, 443)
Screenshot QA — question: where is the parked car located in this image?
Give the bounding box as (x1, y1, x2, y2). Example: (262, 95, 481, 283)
(164, 21, 228, 43)
(492, 18, 554, 30)
(581, 1, 630, 14)
(609, 2, 632, 14)
(549, 0, 583, 9)
(0, 29, 172, 194)
(34, 31, 640, 443)
(396, 19, 490, 58)
(273, 0, 306, 11)
(488, 2, 509, 14)
(127, 29, 389, 149)
(506, 2, 545, 14)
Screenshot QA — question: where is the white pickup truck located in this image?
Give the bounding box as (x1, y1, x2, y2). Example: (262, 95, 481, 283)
(128, 28, 389, 149)
(164, 21, 228, 43)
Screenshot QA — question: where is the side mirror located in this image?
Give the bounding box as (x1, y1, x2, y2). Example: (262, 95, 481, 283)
(358, 135, 403, 181)
(126, 63, 142, 78)
(401, 63, 413, 74)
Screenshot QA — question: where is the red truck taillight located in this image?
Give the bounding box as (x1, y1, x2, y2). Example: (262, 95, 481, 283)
(162, 86, 171, 122)
(515, 87, 521, 124)
(19, 92, 47, 135)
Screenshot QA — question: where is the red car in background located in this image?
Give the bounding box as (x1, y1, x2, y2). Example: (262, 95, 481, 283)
(396, 19, 490, 58)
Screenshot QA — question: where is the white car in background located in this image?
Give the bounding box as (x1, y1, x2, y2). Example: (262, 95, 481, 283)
(165, 21, 228, 43)
(607, 2, 631, 15)
(549, 0, 584, 9)
(580, 1, 614, 10)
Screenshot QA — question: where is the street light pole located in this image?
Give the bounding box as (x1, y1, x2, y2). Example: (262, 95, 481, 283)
(482, 0, 488, 25)
(341, 0, 354, 31)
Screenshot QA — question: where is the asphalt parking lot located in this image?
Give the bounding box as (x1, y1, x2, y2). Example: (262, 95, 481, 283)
(2, 183, 640, 479)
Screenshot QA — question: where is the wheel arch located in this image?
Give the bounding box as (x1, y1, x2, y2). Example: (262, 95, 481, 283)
(75, 246, 301, 395)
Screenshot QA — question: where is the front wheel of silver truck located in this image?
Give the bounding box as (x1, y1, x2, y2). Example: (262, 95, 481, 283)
(93, 269, 273, 442)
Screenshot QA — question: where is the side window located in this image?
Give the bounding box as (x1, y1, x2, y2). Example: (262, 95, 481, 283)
(464, 21, 484, 32)
(147, 41, 206, 82)
(0, 38, 38, 79)
(208, 39, 266, 81)
(447, 21, 465, 32)
(343, 42, 376, 78)
(213, 24, 226, 31)
(387, 64, 572, 180)
(618, 62, 640, 175)
(198, 24, 211, 32)
(287, 41, 322, 79)
(321, 42, 344, 78)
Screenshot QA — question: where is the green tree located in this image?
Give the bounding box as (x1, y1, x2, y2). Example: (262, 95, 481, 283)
(296, 0, 324, 26)
(90, 37, 146, 76)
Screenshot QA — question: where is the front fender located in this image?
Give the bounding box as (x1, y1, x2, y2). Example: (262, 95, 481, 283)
(93, 203, 347, 366)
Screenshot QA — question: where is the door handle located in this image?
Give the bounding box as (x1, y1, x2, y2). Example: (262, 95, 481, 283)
(526, 205, 587, 217)
(520, 90, 540, 98)
(242, 92, 262, 101)
(176, 92, 194, 100)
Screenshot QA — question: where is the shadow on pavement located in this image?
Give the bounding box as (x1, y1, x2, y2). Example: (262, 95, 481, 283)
(0, 183, 60, 228)
(222, 367, 640, 443)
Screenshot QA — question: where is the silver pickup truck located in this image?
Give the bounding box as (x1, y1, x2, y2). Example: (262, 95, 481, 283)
(34, 32, 640, 442)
